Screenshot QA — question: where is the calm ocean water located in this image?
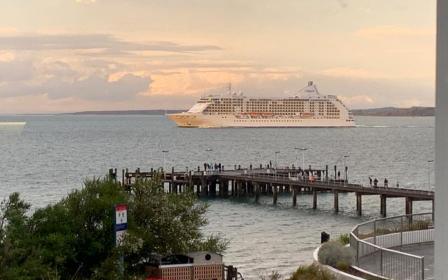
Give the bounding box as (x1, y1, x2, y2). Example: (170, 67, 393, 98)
(0, 115, 434, 279)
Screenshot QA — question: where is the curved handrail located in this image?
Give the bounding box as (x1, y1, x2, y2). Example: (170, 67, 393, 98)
(350, 212, 433, 280)
(351, 212, 433, 231)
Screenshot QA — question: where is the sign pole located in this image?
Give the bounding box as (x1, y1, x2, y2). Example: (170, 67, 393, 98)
(114, 204, 128, 277)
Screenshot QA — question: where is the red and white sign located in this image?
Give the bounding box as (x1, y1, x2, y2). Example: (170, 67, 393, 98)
(115, 204, 128, 246)
(115, 204, 127, 225)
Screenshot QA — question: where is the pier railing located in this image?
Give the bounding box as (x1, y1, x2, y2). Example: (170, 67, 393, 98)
(116, 166, 434, 218)
(350, 212, 433, 280)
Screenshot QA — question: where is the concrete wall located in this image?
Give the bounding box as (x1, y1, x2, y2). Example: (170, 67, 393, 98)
(358, 228, 434, 258)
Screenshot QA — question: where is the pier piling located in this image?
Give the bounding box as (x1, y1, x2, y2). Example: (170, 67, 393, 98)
(292, 186, 297, 207)
(273, 184, 277, 205)
(405, 197, 413, 215)
(334, 190, 339, 213)
(312, 188, 317, 209)
(380, 195, 387, 217)
(255, 183, 260, 203)
(356, 193, 362, 216)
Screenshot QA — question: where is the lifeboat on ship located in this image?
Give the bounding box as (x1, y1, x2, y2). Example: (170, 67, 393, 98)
(302, 112, 314, 118)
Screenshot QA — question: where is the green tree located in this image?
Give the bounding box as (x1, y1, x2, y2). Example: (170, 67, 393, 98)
(0, 174, 227, 279)
(0, 192, 60, 279)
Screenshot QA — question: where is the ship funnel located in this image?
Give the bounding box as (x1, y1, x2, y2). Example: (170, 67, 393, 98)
(308, 81, 313, 86)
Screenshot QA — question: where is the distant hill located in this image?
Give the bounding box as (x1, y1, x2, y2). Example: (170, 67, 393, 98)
(68, 109, 184, 115)
(351, 107, 434, 117)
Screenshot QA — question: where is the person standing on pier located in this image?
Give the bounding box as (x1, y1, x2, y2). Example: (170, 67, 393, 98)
(309, 174, 315, 183)
(384, 178, 388, 188)
(373, 178, 378, 188)
(369, 176, 373, 187)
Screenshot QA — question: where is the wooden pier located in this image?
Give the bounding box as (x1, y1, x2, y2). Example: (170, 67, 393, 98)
(110, 165, 434, 217)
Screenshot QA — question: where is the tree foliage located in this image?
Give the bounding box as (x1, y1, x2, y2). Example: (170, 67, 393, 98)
(0, 175, 227, 279)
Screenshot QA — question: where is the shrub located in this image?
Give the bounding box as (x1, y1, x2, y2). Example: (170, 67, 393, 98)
(318, 241, 353, 270)
(289, 263, 335, 280)
(338, 233, 350, 245)
(407, 219, 432, 231)
(335, 260, 350, 271)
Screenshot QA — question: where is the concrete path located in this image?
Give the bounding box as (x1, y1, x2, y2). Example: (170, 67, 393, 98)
(358, 242, 434, 280)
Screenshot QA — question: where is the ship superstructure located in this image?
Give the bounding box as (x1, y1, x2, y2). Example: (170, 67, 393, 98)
(168, 81, 355, 128)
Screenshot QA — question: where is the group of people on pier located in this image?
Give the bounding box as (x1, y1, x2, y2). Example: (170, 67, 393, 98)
(369, 176, 396, 188)
(203, 162, 224, 172)
(200, 162, 402, 190)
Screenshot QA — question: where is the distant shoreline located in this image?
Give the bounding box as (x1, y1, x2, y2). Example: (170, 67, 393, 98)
(351, 106, 434, 117)
(64, 107, 435, 117)
(64, 109, 184, 116)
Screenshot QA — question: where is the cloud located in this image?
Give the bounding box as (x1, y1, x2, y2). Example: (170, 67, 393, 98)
(40, 61, 79, 80)
(0, 59, 35, 82)
(0, 73, 151, 101)
(355, 26, 434, 39)
(339, 95, 375, 108)
(76, 0, 96, 4)
(321, 67, 382, 80)
(0, 27, 18, 36)
(0, 51, 15, 62)
(0, 92, 195, 114)
(0, 34, 221, 54)
(45, 74, 151, 100)
(147, 67, 303, 96)
(336, 0, 348, 8)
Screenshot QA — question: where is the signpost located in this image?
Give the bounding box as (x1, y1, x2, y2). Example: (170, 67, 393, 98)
(115, 204, 128, 276)
(115, 204, 128, 246)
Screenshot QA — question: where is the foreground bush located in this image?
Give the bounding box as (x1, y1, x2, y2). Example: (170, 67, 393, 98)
(289, 263, 335, 280)
(0, 175, 227, 279)
(318, 241, 353, 270)
(338, 233, 350, 245)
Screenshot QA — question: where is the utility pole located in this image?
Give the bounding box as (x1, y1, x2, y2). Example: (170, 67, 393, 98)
(294, 147, 308, 168)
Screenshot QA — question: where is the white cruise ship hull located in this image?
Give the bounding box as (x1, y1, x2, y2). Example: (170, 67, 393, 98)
(168, 113, 355, 128)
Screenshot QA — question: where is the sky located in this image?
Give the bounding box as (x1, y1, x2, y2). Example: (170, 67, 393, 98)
(0, 0, 436, 113)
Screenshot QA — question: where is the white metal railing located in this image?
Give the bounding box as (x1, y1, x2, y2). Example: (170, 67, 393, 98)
(350, 212, 433, 280)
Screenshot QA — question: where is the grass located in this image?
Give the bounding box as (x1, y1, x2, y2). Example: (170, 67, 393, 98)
(289, 264, 335, 280)
(356, 219, 433, 239)
(338, 233, 350, 245)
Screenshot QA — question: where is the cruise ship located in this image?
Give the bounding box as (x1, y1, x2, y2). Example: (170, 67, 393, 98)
(168, 81, 355, 128)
